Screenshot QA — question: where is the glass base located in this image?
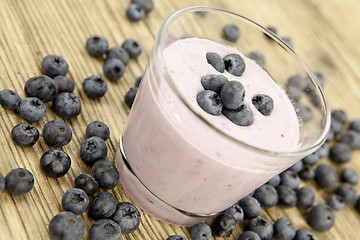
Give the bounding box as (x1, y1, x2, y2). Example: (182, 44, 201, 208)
(115, 136, 218, 226)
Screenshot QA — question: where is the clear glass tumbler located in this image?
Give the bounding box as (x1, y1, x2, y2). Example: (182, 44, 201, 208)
(115, 6, 330, 226)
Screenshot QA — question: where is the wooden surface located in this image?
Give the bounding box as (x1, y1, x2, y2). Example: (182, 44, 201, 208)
(1, 0, 360, 239)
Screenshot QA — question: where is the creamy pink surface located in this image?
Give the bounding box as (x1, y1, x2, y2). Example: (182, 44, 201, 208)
(116, 38, 300, 225)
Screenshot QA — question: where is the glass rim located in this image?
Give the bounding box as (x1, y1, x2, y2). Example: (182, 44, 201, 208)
(155, 6, 331, 158)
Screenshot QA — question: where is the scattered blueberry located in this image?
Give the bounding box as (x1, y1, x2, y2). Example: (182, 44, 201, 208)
(340, 167, 358, 185)
(75, 173, 99, 196)
(18, 97, 46, 122)
(5, 168, 34, 195)
(103, 58, 125, 81)
(286, 75, 308, 90)
(247, 217, 273, 240)
(200, 75, 228, 94)
(86, 121, 110, 141)
(126, 3, 145, 21)
(253, 184, 278, 208)
(92, 159, 119, 189)
(309, 92, 322, 109)
(281, 37, 294, 48)
(297, 103, 313, 123)
(329, 142, 352, 164)
(331, 118, 344, 135)
(223, 203, 244, 223)
(223, 104, 254, 126)
(314, 71, 326, 88)
(11, 123, 39, 147)
(53, 75, 75, 93)
(0, 174, 5, 192)
(289, 160, 303, 174)
(273, 218, 296, 240)
(252, 94, 274, 116)
(267, 174, 281, 187)
(48, 211, 85, 240)
(315, 163, 337, 188)
(299, 164, 315, 181)
(125, 87, 138, 108)
(276, 185, 297, 207)
(265, 26, 277, 38)
(90, 191, 117, 219)
(223, 54, 246, 76)
(327, 194, 346, 210)
(107, 47, 130, 66)
(166, 235, 186, 240)
(191, 222, 211, 240)
(83, 75, 108, 98)
(280, 170, 300, 190)
(122, 39, 142, 58)
(42, 119, 72, 147)
(41, 55, 69, 78)
(86, 35, 109, 57)
(206, 52, 225, 73)
(222, 24, 240, 42)
(248, 51, 266, 67)
(132, 0, 154, 13)
(89, 219, 121, 240)
(25, 75, 58, 103)
(62, 188, 89, 215)
(196, 90, 223, 116)
(296, 186, 315, 209)
(134, 75, 142, 87)
(294, 228, 315, 240)
(307, 204, 335, 232)
(238, 231, 261, 240)
(332, 109, 348, 125)
(52, 92, 82, 119)
(0, 89, 21, 109)
(210, 213, 236, 238)
(238, 195, 261, 218)
(40, 149, 71, 178)
(301, 151, 320, 166)
(339, 130, 360, 150)
(80, 136, 108, 165)
(286, 86, 301, 102)
(334, 183, 358, 204)
(349, 119, 360, 133)
(316, 143, 330, 158)
(111, 202, 141, 233)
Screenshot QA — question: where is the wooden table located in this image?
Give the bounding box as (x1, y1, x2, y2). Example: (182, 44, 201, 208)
(1, 0, 359, 239)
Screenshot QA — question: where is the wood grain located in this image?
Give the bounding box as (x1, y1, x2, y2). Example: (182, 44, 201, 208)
(0, 0, 360, 239)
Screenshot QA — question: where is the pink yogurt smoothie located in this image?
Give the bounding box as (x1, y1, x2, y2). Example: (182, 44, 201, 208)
(116, 38, 300, 225)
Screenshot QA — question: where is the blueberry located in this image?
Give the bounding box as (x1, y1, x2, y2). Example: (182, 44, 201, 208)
(248, 51, 266, 67)
(273, 218, 295, 240)
(327, 194, 346, 210)
(223, 203, 244, 223)
(307, 204, 335, 232)
(297, 103, 313, 123)
(294, 228, 315, 240)
(286, 86, 301, 102)
(299, 164, 315, 181)
(196, 90, 223, 116)
(339, 130, 360, 150)
(252, 94, 274, 116)
(296, 186, 315, 209)
(314, 71, 326, 87)
(286, 75, 308, 90)
(355, 197, 360, 213)
(191, 222, 211, 240)
(43, 119, 72, 147)
(206, 52, 225, 73)
(280, 170, 300, 190)
(25, 75, 58, 103)
(103, 58, 125, 81)
(48, 211, 85, 240)
(210, 213, 236, 238)
(11, 123, 39, 147)
(62, 188, 90, 215)
(247, 217, 273, 240)
(223, 54, 246, 76)
(222, 24, 240, 42)
(134, 75, 142, 87)
(349, 119, 360, 132)
(309, 92, 322, 109)
(86, 121, 110, 141)
(0, 89, 21, 109)
(340, 167, 358, 185)
(201, 75, 228, 94)
(92, 159, 119, 189)
(316, 142, 329, 158)
(5, 168, 34, 195)
(132, 0, 154, 13)
(267, 174, 281, 187)
(0, 174, 4, 192)
(80, 136, 108, 165)
(238, 231, 261, 240)
(223, 104, 254, 126)
(265, 26, 277, 39)
(18, 97, 46, 122)
(89, 219, 121, 240)
(106, 47, 130, 66)
(166, 235, 187, 240)
(253, 184, 278, 208)
(126, 3, 145, 21)
(75, 173, 99, 196)
(332, 109, 348, 124)
(301, 151, 320, 166)
(53, 75, 75, 93)
(221, 81, 245, 110)
(40, 149, 71, 178)
(335, 183, 358, 204)
(122, 39, 142, 58)
(238, 195, 261, 218)
(111, 202, 141, 233)
(289, 160, 303, 174)
(125, 87, 138, 108)
(330, 119, 344, 135)
(90, 191, 117, 219)
(52, 92, 81, 119)
(329, 142, 352, 164)
(276, 185, 297, 207)
(326, 128, 336, 142)
(281, 37, 294, 48)
(86, 35, 109, 57)
(41, 55, 69, 78)
(315, 163, 337, 189)
(83, 75, 108, 98)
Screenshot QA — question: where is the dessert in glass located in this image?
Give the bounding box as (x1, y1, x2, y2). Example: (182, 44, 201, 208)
(115, 6, 330, 226)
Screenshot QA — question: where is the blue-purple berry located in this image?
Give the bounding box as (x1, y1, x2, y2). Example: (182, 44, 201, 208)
(301, 151, 320, 166)
(299, 164, 315, 181)
(206, 52, 225, 73)
(273, 218, 295, 240)
(125, 87, 138, 108)
(223, 54, 245, 76)
(18, 97, 46, 122)
(42, 119, 72, 147)
(315, 163, 337, 189)
(107, 47, 130, 66)
(62, 188, 90, 215)
(89, 219, 121, 240)
(25, 75, 58, 103)
(297, 103, 313, 123)
(52, 92, 82, 119)
(48, 211, 85, 240)
(220, 81, 245, 110)
(340, 167, 358, 185)
(267, 174, 281, 187)
(86, 121, 110, 141)
(253, 184, 278, 208)
(111, 202, 141, 233)
(11, 123, 39, 147)
(191, 222, 211, 240)
(307, 204, 335, 232)
(40, 149, 71, 178)
(294, 228, 315, 240)
(210, 213, 236, 238)
(92, 159, 119, 189)
(286, 75, 308, 90)
(223, 203, 244, 223)
(339, 130, 360, 150)
(103, 58, 125, 81)
(289, 160, 303, 173)
(90, 191, 117, 219)
(86, 35, 109, 57)
(126, 3, 145, 21)
(334, 183, 358, 204)
(276, 185, 297, 207)
(222, 24, 240, 42)
(0, 89, 21, 109)
(327, 194, 346, 210)
(248, 51, 266, 67)
(329, 142, 352, 163)
(135, 75, 142, 87)
(80, 136, 108, 166)
(197, 90, 223, 116)
(201, 75, 228, 94)
(316, 143, 329, 158)
(296, 186, 315, 209)
(83, 75, 108, 98)
(5, 168, 34, 195)
(349, 119, 360, 133)
(247, 217, 273, 240)
(53, 75, 75, 93)
(166, 236, 186, 240)
(41, 55, 69, 78)
(252, 94, 274, 116)
(122, 39, 142, 58)
(74, 173, 99, 196)
(0, 174, 5, 192)
(282, 37, 294, 48)
(223, 104, 254, 126)
(238, 231, 261, 240)
(132, 0, 154, 13)
(238, 195, 261, 218)
(280, 170, 300, 190)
